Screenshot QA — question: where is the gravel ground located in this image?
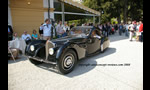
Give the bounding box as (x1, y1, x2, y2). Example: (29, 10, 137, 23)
(8, 33, 143, 90)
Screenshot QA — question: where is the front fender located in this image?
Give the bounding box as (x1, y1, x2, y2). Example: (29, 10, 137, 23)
(55, 42, 86, 60)
(33, 46, 45, 57)
(25, 40, 46, 56)
(56, 42, 71, 59)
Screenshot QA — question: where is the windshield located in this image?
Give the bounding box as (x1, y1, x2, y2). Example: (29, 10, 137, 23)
(69, 26, 93, 37)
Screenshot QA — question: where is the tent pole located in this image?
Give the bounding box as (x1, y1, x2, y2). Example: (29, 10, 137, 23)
(48, 0, 50, 19)
(93, 16, 95, 25)
(61, 1, 65, 25)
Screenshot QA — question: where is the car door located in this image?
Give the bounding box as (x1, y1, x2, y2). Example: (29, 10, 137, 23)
(86, 30, 101, 54)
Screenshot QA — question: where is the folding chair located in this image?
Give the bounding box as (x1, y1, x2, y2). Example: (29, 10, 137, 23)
(8, 48, 16, 62)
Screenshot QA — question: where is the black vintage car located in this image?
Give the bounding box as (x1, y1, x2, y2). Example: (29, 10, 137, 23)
(25, 26, 110, 74)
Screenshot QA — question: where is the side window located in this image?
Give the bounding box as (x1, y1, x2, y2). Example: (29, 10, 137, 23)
(85, 28, 91, 36)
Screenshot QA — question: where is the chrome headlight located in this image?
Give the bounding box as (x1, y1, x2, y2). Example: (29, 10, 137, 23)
(30, 45, 34, 51)
(49, 48, 54, 55)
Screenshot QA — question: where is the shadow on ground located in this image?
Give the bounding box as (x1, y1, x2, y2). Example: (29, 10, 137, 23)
(8, 55, 27, 64)
(36, 47, 116, 77)
(109, 33, 129, 43)
(66, 47, 116, 77)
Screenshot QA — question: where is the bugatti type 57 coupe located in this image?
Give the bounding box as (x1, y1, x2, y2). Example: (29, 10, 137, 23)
(25, 26, 110, 74)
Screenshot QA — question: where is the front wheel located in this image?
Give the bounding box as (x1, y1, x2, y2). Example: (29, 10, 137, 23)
(57, 49, 77, 74)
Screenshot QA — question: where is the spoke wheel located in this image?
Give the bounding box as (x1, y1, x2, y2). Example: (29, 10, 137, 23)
(57, 49, 77, 74)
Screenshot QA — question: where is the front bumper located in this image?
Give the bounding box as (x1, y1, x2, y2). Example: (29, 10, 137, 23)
(28, 56, 57, 65)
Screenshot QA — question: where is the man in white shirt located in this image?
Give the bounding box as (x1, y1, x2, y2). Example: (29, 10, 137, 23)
(41, 19, 52, 40)
(21, 31, 31, 40)
(62, 22, 69, 36)
(128, 21, 135, 41)
(56, 21, 65, 38)
(63, 22, 69, 32)
(21, 31, 32, 44)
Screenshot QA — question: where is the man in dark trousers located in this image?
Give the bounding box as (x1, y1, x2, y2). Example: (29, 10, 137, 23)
(8, 24, 13, 41)
(102, 23, 108, 37)
(106, 22, 111, 36)
(114, 24, 118, 33)
(119, 23, 123, 36)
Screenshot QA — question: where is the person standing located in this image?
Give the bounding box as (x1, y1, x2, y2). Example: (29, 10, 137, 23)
(111, 24, 115, 35)
(39, 23, 44, 39)
(8, 24, 13, 41)
(119, 23, 123, 36)
(42, 19, 52, 40)
(114, 23, 118, 33)
(128, 21, 135, 41)
(133, 21, 137, 37)
(134, 21, 137, 31)
(63, 22, 70, 36)
(123, 23, 126, 33)
(106, 22, 111, 36)
(136, 22, 140, 31)
(135, 22, 140, 41)
(139, 21, 143, 42)
(102, 23, 107, 37)
(125, 22, 129, 37)
(56, 21, 64, 38)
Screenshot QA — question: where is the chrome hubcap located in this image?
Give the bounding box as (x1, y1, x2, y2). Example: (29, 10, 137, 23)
(66, 59, 72, 65)
(63, 55, 74, 70)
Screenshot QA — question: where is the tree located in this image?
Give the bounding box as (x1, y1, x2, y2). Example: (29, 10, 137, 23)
(127, 0, 143, 21)
(82, 0, 143, 24)
(123, 0, 128, 24)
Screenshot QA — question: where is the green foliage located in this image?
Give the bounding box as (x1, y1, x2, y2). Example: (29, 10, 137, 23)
(111, 18, 118, 24)
(68, 20, 80, 26)
(82, 0, 143, 23)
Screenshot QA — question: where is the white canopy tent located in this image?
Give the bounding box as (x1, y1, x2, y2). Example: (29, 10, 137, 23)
(54, 0, 101, 24)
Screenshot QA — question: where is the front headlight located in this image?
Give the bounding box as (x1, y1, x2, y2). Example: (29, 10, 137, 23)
(49, 48, 54, 55)
(30, 45, 34, 51)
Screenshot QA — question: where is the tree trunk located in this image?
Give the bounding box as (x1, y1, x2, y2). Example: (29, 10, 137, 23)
(117, 7, 121, 24)
(117, 16, 121, 24)
(123, 0, 128, 24)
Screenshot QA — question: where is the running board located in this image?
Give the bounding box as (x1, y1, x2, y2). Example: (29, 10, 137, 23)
(28, 56, 57, 65)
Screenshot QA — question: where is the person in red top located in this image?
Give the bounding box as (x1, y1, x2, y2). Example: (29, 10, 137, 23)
(139, 21, 143, 42)
(139, 21, 143, 32)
